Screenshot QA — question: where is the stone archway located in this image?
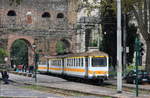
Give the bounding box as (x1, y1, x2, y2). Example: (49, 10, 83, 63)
(55, 38, 72, 55)
(49, 38, 72, 55)
(7, 34, 34, 66)
(60, 39, 72, 53)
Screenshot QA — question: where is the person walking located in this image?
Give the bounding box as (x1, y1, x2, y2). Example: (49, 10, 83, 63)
(1, 70, 9, 84)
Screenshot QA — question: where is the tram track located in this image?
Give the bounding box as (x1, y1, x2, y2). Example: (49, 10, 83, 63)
(8, 72, 150, 97)
(10, 80, 111, 98)
(62, 77, 150, 95)
(10, 78, 150, 98)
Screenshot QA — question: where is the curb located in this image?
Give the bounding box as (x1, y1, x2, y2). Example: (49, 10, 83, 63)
(10, 71, 32, 77)
(106, 81, 150, 92)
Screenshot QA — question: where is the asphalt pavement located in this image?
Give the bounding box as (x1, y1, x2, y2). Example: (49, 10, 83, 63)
(0, 81, 64, 98)
(5, 72, 150, 98)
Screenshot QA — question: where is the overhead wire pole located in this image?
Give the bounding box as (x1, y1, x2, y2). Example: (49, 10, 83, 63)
(123, 0, 127, 76)
(117, 0, 122, 93)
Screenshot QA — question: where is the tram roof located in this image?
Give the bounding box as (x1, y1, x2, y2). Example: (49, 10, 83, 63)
(46, 51, 108, 59)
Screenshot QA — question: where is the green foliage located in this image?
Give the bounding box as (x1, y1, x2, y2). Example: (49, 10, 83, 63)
(123, 65, 145, 76)
(11, 40, 28, 65)
(81, 0, 140, 68)
(89, 40, 97, 47)
(126, 24, 138, 64)
(56, 41, 66, 55)
(0, 48, 9, 64)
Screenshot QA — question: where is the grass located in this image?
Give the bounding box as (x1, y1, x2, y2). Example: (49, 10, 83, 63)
(21, 84, 112, 97)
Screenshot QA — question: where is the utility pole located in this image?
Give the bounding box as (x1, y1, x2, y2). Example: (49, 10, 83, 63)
(123, 0, 127, 76)
(117, 0, 122, 93)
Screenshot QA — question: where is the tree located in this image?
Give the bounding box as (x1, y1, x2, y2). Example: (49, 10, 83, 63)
(0, 48, 9, 64)
(80, 0, 137, 68)
(56, 41, 66, 55)
(11, 40, 28, 66)
(132, 0, 150, 71)
(80, 0, 150, 70)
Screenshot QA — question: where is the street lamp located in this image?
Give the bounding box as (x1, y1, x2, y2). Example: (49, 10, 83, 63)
(32, 43, 38, 83)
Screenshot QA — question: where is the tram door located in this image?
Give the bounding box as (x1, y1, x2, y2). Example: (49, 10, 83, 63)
(62, 58, 64, 75)
(47, 58, 49, 73)
(85, 56, 89, 78)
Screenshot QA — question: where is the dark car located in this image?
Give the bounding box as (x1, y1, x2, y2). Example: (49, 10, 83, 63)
(125, 70, 150, 84)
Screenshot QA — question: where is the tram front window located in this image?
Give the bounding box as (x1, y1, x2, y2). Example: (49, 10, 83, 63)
(92, 57, 107, 67)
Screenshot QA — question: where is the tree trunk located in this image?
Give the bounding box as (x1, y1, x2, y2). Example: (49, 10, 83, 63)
(145, 41, 150, 71)
(131, 5, 150, 70)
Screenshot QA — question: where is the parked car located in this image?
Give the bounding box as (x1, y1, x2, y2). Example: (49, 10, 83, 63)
(125, 70, 150, 84)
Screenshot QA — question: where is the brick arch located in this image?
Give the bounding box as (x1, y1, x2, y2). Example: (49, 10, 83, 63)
(60, 38, 72, 53)
(7, 34, 35, 65)
(8, 34, 34, 50)
(49, 38, 72, 55)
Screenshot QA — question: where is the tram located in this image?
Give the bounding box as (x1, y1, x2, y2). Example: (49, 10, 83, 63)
(38, 50, 109, 83)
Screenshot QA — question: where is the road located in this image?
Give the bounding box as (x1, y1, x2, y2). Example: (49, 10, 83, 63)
(0, 79, 102, 98)
(2, 72, 150, 98)
(0, 80, 65, 98)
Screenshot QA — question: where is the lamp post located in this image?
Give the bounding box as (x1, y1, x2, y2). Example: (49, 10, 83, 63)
(4, 57, 8, 70)
(32, 43, 38, 83)
(135, 35, 141, 97)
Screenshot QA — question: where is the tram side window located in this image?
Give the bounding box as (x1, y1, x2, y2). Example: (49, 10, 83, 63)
(54, 60, 57, 66)
(51, 61, 54, 65)
(52, 60, 54, 66)
(92, 57, 107, 67)
(60, 60, 62, 66)
(74, 58, 76, 67)
(71, 59, 72, 66)
(58, 60, 59, 66)
(78, 59, 80, 67)
(79, 58, 81, 67)
(71, 59, 73, 66)
(81, 58, 84, 67)
(55, 60, 57, 66)
(67, 59, 69, 66)
(78, 58, 80, 67)
(72, 58, 74, 67)
(76, 58, 79, 67)
(59, 60, 61, 66)
(75, 59, 77, 67)
(67, 59, 68, 66)
(64, 59, 66, 66)
(69, 59, 71, 66)
(73, 58, 76, 67)
(80, 58, 82, 67)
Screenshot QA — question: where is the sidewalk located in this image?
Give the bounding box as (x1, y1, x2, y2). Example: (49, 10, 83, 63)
(8, 72, 150, 98)
(105, 79, 150, 92)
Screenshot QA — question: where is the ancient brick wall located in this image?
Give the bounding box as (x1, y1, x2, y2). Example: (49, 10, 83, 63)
(0, 0, 78, 55)
(0, 0, 79, 65)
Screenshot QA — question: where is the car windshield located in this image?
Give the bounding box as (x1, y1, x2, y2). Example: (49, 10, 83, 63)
(133, 70, 149, 75)
(92, 57, 107, 67)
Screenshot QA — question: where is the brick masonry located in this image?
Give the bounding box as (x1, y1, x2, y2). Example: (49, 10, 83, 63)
(0, 0, 79, 65)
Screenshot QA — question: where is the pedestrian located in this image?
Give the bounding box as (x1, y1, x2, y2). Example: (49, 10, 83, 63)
(1, 71, 9, 84)
(13, 64, 16, 71)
